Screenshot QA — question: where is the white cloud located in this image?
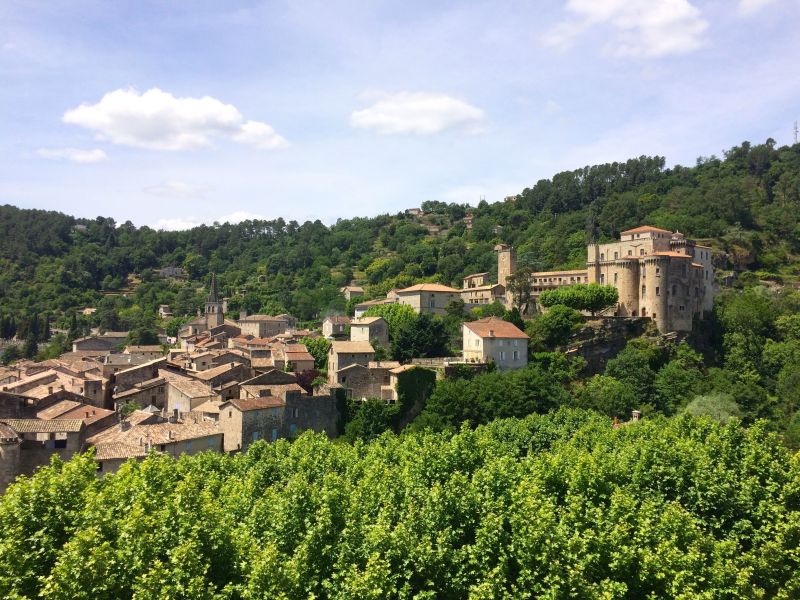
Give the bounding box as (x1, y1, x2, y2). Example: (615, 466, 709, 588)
(152, 217, 203, 231)
(144, 180, 210, 199)
(217, 211, 267, 223)
(36, 147, 108, 163)
(543, 0, 708, 58)
(738, 0, 780, 15)
(63, 87, 288, 150)
(350, 91, 485, 135)
(152, 210, 267, 231)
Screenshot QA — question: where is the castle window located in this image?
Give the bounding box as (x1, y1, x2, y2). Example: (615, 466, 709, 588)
(672, 284, 677, 296)
(614, 252, 619, 260)
(679, 305, 685, 311)
(655, 287, 660, 296)
(628, 250, 632, 256)
(641, 285, 646, 297)
(600, 253, 605, 261)
(600, 274, 605, 283)
(614, 273, 618, 283)
(655, 267, 661, 276)
(640, 249, 645, 256)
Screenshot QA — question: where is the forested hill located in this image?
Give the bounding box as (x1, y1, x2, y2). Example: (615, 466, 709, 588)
(1, 138, 799, 325)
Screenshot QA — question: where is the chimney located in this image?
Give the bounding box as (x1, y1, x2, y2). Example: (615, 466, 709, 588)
(85, 411, 90, 418)
(170, 408, 179, 423)
(488, 329, 494, 337)
(168, 430, 174, 440)
(48, 386, 53, 395)
(631, 410, 641, 422)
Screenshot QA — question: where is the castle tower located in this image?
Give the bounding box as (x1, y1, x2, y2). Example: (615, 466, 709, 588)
(495, 244, 517, 309)
(587, 243, 601, 284)
(642, 256, 670, 332)
(205, 272, 224, 329)
(495, 244, 516, 288)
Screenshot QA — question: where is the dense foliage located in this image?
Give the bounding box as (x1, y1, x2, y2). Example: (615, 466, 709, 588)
(539, 283, 619, 316)
(1, 410, 799, 598)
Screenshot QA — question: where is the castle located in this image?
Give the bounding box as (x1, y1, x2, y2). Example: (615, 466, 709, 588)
(497, 226, 715, 333)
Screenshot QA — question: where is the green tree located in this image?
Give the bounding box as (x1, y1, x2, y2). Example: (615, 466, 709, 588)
(539, 283, 619, 316)
(574, 374, 638, 418)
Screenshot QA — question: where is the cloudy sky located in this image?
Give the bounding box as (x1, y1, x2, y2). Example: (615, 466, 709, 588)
(1, 0, 798, 229)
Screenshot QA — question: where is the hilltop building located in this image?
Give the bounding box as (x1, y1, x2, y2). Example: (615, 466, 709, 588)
(496, 226, 715, 333)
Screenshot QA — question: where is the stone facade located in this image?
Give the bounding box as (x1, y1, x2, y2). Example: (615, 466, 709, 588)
(496, 226, 715, 333)
(462, 317, 529, 370)
(349, 317, 389, 348)
(395, 284, 460, 315)
(328, 341, 375, 385)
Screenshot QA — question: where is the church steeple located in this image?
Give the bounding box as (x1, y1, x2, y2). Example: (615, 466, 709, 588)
(204, 272, 224, 329)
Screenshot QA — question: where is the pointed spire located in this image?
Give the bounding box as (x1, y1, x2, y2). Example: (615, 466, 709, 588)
(207, 273, 219, 303)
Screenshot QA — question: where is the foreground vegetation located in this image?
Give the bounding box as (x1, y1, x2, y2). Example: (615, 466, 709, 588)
(1, 410, 799, 599)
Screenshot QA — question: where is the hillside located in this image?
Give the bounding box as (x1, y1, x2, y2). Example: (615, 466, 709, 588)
(0, 138, 798, 331)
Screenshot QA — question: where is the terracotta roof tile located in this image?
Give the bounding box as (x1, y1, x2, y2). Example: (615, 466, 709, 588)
(464, 317, 528, 339)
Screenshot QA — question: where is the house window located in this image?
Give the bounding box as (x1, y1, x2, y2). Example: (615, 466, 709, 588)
(271, 428, 279, 441)
(252, 431, 261, 442)
(614, 252, 619, 260)
(229, 410, 233, 418)
(293, 408, 299, 418)
(655, 287, 660, 296)
(600, 253, 605, 260)
(513, 351, 519, 360)
(290, 424, 297, 436)
(475, 339, 480, 347)
(640, 249, 645, 256)
(499, 351, 506, 361)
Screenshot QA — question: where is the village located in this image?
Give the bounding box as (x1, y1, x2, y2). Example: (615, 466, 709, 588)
(0, 225, 715, 492)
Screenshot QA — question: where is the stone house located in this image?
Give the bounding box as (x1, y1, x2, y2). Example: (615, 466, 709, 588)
(72, 331, 129, 353)
(334, 361, 400, 400)
(322, 315, 351, 338)
(395, 283, 460, 315)
(217, 396, 285, 452)
(271, 343, 315, 373)
(460, 274, 506, 308)
(112, 377, 167, 409)
(114, 358, 166, 393)
(353, 297, 397, 318)
(36, 400, 117, 437)
(462, 317, 529, 370)
(349, 317, 389, 348)
(89, 418, 222, 474)
(0, 418, 85, 477)
(160, 371, 218, 414)
(327, 341, 375, 385)
(340, 285, 365, 302)
(238, 315, 290, 338)
(123, 345, 165, 360)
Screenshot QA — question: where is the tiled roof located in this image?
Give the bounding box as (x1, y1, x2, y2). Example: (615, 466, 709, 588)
(621, 225, 673, 234)
(239, 314, 288, 322)
(324, 315, 351, 325)
(94, 442, 149, 461)
(57, 405, 116, 425)
(463, 272, 489, 278)
(0, 423, 19, 441)
(355, 298, 395, 307)
(389, 364, 420, 374)
(2, 418, 84, 433)
(125, 345, 164, 353)
(351, 316, 385, 325)
(160, 371, 216, 398)
(89, 419, 221, 446)
(368, 361, 401, 369)
(189, 362, 243, 381)
(331, 341, 375, 354)
(37, 400, 82, 420)
(464, 317, 529, 340)
(396, 283, 459, 293)
(227, 396, 285, 411)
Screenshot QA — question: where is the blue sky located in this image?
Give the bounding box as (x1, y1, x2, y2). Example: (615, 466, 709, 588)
(1, 0, 798, 229)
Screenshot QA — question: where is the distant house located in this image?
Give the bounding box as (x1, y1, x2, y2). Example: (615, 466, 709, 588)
(333, 360, 400, 400)
(462, 317, 528, 370)
(72, 331, 129, 353)
(158, 304, 173, 319)
(0, 418, 85, 480)
(123, 345, 165, 360)
(322, 315, 351, 338)
(237, 315, 290, 338)
(353, 297, 396, 318)
(327, 341, 375, 385)
(350, 316, 389, 348)
(339, 286, 365, 302)
(395, 283, 460, 315)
